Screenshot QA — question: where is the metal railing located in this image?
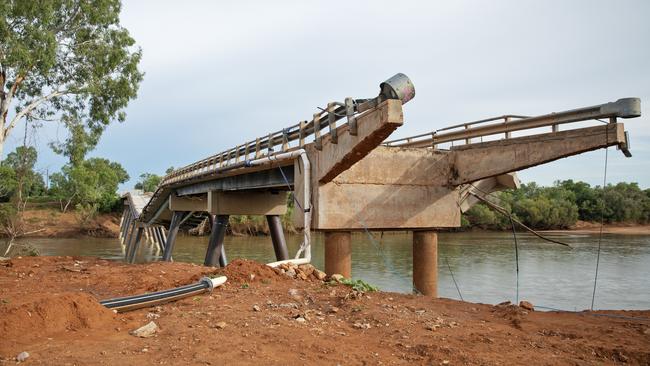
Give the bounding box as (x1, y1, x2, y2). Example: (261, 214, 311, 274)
(160, 73, 416, 186)
(384, 98, 641, 149)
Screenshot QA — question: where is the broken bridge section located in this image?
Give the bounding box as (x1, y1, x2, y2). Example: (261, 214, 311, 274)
(119, 74, 641, 298)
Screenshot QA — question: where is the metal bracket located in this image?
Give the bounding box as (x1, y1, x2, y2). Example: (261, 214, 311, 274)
(345, 97, 357, 136)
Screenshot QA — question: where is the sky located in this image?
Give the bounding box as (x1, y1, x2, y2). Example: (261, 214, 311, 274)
(5, 0, 650, 190)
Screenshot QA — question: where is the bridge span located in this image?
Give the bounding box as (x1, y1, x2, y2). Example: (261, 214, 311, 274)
(120, 73, 641, 295)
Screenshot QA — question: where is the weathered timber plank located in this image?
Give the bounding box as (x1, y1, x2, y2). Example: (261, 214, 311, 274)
(308, 99, 403, 184)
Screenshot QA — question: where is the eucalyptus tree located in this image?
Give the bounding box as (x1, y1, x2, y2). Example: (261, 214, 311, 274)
(0, 0, 143, 158)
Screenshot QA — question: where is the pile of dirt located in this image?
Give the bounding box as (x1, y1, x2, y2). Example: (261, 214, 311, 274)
(1, 256, 649, 365)
(215, 258, 286, 285)
(0, 292, 118, 344)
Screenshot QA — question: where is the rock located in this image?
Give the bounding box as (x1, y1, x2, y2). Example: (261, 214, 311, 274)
(295, 317, 306, 323)
(285, 268, 296, 278)
(296, 271, 308, 280)
(353, 322, 371, 329)
(130, 321, 158, 338)
(328, 306, 339, 314)
(497, 301, 512, 307)
(16, 351, 29, 362)
(146, 312, 160, 320)
(330, 274, 345, 283)
(313, 269, 327, 281)
(252, 305, 261, 312)
(214, 321, 227, 329)
(298, 264, 315, 276)
(519, 300, 534, 311)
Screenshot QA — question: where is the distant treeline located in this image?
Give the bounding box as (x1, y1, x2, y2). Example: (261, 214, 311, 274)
(463, 180, 650, 230)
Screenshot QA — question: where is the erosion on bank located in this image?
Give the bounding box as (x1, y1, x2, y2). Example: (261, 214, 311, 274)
(0, 256, 648, 365)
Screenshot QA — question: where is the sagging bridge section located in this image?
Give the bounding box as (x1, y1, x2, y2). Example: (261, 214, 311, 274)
(120, 74, 641, 296)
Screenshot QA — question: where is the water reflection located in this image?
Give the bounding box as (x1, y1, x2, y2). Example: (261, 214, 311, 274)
(18, 231, 650, 310)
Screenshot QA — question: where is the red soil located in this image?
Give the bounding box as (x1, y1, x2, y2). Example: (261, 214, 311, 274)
(1, 256, 649, 365)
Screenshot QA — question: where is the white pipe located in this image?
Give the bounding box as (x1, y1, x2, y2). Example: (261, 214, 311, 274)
(246, 149, 312, 267)
(202, 275, 228, 290)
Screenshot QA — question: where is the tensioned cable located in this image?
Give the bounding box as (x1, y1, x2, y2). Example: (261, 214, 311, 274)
(510, 216, 520, 304)
(591, 125, 609, 310)
(445, 256, 464, 301)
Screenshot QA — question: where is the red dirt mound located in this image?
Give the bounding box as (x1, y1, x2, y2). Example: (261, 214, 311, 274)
(215, 258, 285, 285)
(0, 292, 117, 344)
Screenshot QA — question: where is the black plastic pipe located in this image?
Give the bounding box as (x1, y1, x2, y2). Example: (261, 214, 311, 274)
(100, 276, 226, 312)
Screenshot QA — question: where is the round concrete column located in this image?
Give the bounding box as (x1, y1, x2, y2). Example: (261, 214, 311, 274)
(413, 230, 438, 296)
(324, 231, 352, 278)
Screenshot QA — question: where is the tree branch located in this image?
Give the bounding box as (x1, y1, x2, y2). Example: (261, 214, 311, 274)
(3, 90, 66, 138)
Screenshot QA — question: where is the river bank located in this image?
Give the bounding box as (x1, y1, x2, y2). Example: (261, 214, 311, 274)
(13, 208, 650, 239)
(1, 256, 649, 365)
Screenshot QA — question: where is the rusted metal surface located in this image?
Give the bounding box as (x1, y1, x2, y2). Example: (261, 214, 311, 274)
(413, 231, 438, 296)
(324, 231, 352, 277)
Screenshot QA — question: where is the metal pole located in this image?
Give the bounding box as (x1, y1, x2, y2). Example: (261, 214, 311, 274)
(128, 227, 144, 264)
(266, 215, 289, 261)
(162, 211, 186, 261)
(124, 221, 137, 260)
(413, 230, 438, 296)
(324, 231, 352, 278)
(204, 215, 229, 267)
(219, 244, 228, 267)
(121, 210, 133, 244)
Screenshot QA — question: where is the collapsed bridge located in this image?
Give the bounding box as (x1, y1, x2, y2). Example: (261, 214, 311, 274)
(120, 74, 641, 295)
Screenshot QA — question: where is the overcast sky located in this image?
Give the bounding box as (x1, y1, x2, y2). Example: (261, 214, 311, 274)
(6, 0, 650, 189)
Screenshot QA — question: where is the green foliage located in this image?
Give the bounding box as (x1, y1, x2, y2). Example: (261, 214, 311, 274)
(50, 157, 128, 212)
(0, 146, 45, 201)
(339, 278, 379, 293)
(74, 202, 98, 226)
(134, 173, 162, 192)
(463, 180, 650, 230)
(0, 0, 143, 157)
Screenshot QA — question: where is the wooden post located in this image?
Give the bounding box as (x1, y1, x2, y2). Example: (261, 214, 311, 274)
(413, 230, 438, 296)
(267, 215, 288, 261)
(162, 211, 186, 261)
(324, 231, 352, 278)
(204, 214, 229, 267)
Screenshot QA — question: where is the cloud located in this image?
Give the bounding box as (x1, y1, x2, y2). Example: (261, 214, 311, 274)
(6, 0, 650, 189)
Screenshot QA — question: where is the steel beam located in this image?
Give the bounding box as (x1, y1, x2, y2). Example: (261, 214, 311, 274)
(162, 211, 187, 261)
(174, 169, 294, 197)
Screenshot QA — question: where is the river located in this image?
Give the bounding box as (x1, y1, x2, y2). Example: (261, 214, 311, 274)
(16, 231, 650, 311)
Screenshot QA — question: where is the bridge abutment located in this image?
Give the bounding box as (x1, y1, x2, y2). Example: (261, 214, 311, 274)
(324, 231, 352, 278)
(413, 230, 438, 296)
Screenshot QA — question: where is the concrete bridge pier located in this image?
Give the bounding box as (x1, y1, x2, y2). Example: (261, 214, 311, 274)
(162, 211, 188, 261)
(267, 215, 289, 261)
(204, 214, 229, 267)
(324, 231, 352, 278)
(412, 230, 438, 297)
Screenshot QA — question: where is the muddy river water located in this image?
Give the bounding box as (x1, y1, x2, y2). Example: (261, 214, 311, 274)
(17, 231, 650, 310)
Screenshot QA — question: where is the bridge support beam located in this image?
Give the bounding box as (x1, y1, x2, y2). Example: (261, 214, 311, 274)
(267, 215, 289, 261)
(413, 230, 438, 297)
(324, 231, 352, 278)
(128, 227, 144, 264)
(162, 211, 187, 261)
(204, 215, 229, 267)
